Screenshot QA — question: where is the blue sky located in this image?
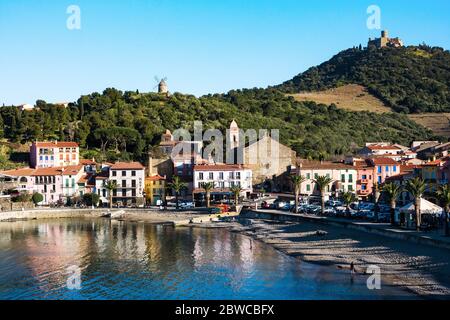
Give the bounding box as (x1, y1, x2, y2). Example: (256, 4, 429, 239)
(1, 0, 449, 105)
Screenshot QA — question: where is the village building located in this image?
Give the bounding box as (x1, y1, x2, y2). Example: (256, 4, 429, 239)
(297, 161, 357, 200)
(368, 157, 401, 185)
(145, 175, 166, 205)
(109, 162, 146, 206)
(30, 141, 79, 168)
(193, 164, 252, 205)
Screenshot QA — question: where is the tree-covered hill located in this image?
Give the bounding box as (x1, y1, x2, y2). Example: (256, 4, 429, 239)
(276, 45, 450, 114)
(0, 88, 436, 166)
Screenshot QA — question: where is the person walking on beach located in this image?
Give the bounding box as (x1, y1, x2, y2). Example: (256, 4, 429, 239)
(350, 262, 356, 275)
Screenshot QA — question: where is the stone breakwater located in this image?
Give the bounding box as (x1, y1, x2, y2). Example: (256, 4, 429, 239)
(0, 208, 105, 221)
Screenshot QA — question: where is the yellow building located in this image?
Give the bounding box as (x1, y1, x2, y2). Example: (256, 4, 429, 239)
(145, 175, 166, 205)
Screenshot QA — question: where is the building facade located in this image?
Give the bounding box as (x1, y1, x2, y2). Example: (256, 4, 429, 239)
(109, 162, 145, 206)
(30, 141, 79, 168)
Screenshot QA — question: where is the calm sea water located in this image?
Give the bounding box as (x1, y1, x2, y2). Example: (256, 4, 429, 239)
(0, 218, 412, 300)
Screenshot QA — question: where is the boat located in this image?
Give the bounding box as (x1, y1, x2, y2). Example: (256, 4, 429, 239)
(111, 210, 126, 219)
(100, 210, 112, 218)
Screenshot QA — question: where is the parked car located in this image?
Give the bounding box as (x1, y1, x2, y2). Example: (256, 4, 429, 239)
(179, 201, 195, 209)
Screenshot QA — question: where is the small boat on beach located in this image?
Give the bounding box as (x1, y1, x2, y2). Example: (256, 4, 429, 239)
(101, 210, 112, 218)
(110, 210, 126, 219)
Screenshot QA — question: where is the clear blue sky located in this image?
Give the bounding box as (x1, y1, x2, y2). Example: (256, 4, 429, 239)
(1, 0, 449, 105)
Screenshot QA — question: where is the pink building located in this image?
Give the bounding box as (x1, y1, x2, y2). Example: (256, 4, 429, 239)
(354, 160, 374, 200)
(369, 157, 401, 185)
(30, 141, 79, 168)
(0, 165, 85, 205)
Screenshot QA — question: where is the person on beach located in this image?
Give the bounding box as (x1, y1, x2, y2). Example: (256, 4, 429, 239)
(350, 262, 355, 275)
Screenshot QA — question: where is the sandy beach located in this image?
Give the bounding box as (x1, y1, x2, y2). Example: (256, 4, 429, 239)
(204, 218, 450, 298)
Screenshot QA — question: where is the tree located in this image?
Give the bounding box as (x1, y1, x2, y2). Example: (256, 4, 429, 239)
(230, 185, 243, 206)
(373, 182, 381, 222)
(169, 176, 187, 210)
(342, 192, 355, 217)
(382, 182, 403, 226)
(405, 178, 426, 231)
(104, 180, 117, 209)
(32, 193, 44, 205)
(201, 182, 215, 208)
(436, 184, 450, 236)
(83, 193, 100, 207)
(290, 175, 306, 214)
(313, 175, 334, 215)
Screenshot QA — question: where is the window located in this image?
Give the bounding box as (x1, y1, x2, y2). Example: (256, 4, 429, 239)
(131, 171, 136, 176)
(131, 180, 136, 188)
(122, 189, 127, 197)
(112, 171, 117, 177)
(378, 176, 382, 184)
(229, 172, 234, 179)
(362, 184, 367, 190)
(306, 173, 311, 180)
(59, 148, 63, 152)
(378, 166, 382, 174)
(65, 148, 70, 152)
(306, 184, 311, 192)
(341, 174, 345, 183)
(59, 154, 63, 160)
(348, 185, 353, 191)
(348, 174, 353, 183)
(209, 172, 214, 180)
(71, 178, 75, 187)
(72, 154, 76, 160)
(385, 166, 389, 172)
(199, 172, 204, 180)
(314, 173, 318, 179)
(122, 180, 127, 188)
(131, 190, 136, 197)
(236, 172, 241, 179)
(122, 171, 126, 176)
(219, 182, 225, 188)
(393, 166, 397, 172)
(219, 172, 224, 180)
(40, 156, 43, 161)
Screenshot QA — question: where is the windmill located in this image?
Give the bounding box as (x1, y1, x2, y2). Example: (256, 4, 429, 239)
(154, 76, 168, 94)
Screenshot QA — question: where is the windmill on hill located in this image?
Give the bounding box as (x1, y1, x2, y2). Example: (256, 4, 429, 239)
(154, 76, 169, 94)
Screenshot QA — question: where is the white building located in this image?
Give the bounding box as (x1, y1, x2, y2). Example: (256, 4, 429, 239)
(298, 161, 358, 200)
(193, 164, 253, 201)
(109, 162, 146, 206)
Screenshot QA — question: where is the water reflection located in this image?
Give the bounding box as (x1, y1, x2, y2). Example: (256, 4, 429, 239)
(0, 219, 412, 300)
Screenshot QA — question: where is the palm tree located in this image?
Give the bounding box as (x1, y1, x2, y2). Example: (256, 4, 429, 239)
(436, 184, 450, 236)
(104, 180, 117, 209)
(230, 185, 243, 206)
(382, 182, 403, 226)
(313, 175, 334, 215)
(342, 192, 355, 217)
(169, 176, 187, 210)
(290, 175, 306, 214)
(405, 177, 426, 231)
(201, 182, 215, 208)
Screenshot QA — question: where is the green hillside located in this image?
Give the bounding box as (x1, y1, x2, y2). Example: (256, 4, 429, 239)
(276, 45, 450, 114)
(0, 88, 436, 166)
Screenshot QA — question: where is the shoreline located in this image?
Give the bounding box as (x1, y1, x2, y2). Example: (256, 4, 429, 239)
(209, 218, 450, 298)
(2, 208, 450, 298)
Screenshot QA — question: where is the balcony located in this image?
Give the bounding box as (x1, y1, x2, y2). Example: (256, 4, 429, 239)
(359, 179, 369, 184)
(358, 189, 371, 195)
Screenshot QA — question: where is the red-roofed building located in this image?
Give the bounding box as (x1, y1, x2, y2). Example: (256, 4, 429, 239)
(30, 141, 79, 168)
(109, 162, 145, 206)
(368, 158, 401, 185)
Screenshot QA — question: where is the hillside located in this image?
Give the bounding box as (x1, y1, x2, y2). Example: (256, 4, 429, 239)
(0, 88, 436, 166)
(289, 84, 391, 114)
(276, 45, 450, 114)
(408, 113, 450, 138)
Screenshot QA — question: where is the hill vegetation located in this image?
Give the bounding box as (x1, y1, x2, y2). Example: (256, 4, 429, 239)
(0, 88, 436, 167)
(277, 45, 450, 114)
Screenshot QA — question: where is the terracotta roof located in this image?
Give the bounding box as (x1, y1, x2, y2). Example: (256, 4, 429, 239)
(193, 164, 249, 171)
(110, 162, 145, 170)
(367, 145, 401, 151)
(370, 158, 399, 165)
(0, 165, 83, 177)
(34, 141, 79, 148)
(80, 159, 96, 165)
(146, 175, 165, 181)
(299, 161, 356, 170)
(0, 168, 35, 177)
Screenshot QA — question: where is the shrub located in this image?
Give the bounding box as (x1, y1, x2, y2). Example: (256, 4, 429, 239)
(83, 193, 100, 207)
(32, 193, 44, 205)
